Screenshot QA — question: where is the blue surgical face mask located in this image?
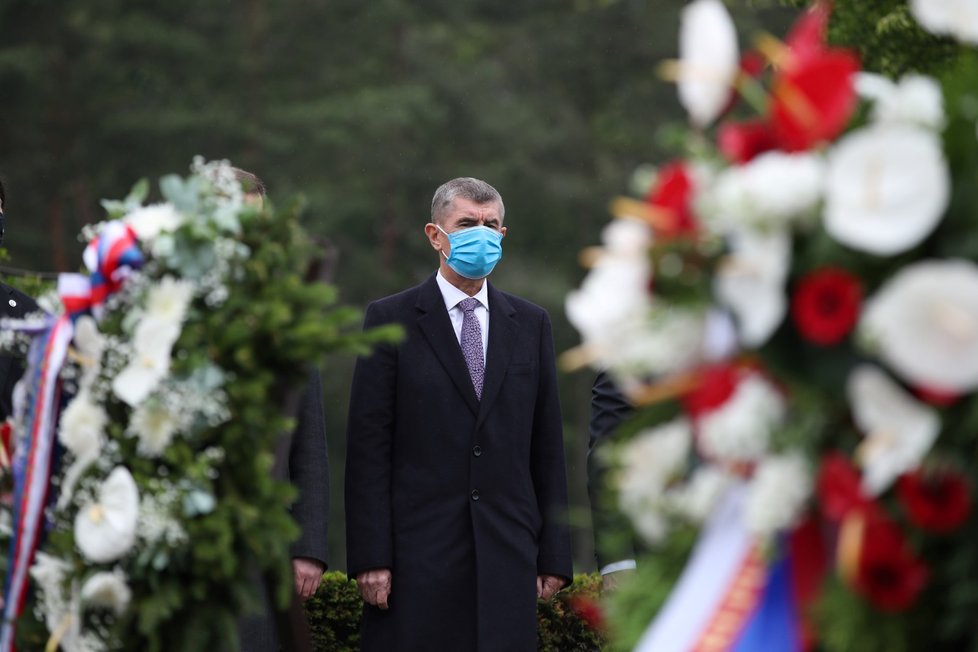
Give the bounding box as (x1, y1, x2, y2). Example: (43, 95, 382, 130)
(437, 224, 504, 280)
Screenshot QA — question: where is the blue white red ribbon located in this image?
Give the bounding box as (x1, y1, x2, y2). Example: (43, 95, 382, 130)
(0, 220, 143, 649)
(0, 315, 72, 652)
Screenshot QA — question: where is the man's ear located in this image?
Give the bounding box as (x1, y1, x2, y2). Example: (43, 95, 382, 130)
(500, 226, 507, 239)
(424, 223, 442, 251)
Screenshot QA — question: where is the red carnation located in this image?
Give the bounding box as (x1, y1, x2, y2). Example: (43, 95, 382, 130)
(770, 48, 860, 152)
(817, 451, 872, 520)
(646, 162, 698, 238)
(681, 363, 740, 418)
(897, 468, 972, 534)
(718, 119, 779, 164)
(855, 516, 928, 612)
(791, 267, 862, 346)
(568, 595, 606, 633)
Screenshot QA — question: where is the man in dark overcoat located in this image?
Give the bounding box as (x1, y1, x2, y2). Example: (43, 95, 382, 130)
(345, 177, 573, 651)
(0, 178, 39, 422)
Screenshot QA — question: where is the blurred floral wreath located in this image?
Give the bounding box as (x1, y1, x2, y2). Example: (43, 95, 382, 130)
(567, 1, 978, 650)
(0, 159, 397, 651)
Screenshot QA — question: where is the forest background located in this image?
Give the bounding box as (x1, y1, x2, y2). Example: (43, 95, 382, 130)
(0, 0, 795, 572)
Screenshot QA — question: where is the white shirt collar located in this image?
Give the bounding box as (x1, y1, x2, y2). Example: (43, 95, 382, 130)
(435, 270, 489, 312)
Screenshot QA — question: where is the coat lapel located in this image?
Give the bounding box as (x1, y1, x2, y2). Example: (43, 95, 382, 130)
(415, 275, 481, 416)
(476, 283, 519, 429)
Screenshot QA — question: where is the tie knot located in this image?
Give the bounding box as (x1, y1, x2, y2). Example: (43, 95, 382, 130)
(458, 298, 480, 314)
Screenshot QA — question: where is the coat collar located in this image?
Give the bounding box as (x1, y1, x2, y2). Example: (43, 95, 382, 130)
(415, 274, 520, 419)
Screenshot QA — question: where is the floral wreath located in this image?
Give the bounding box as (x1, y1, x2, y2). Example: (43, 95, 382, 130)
(0, 159, 394, 651)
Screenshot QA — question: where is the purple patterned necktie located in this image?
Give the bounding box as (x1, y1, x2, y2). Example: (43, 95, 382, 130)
(458, 298, 484, 399)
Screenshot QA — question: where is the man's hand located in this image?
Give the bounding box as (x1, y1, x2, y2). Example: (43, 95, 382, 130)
(357, 568, 393, 609)
(292, 557, 326, 601)
(601, 568, 635, 593)
(536, 574, 566, 601)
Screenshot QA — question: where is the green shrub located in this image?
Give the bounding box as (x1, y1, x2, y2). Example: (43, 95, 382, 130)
(305, 572, 606, 651)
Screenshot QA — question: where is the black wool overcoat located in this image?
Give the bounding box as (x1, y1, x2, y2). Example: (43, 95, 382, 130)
(345, 275, 573, 652)
(0, 282, 38, 421)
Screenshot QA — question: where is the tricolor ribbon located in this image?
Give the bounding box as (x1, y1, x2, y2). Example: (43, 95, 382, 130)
(0, 219, 143, 650)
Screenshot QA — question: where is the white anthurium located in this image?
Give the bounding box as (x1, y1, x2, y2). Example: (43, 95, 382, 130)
(847, 365, 940, 496)
(144, 276, 195, 327)
(699, 151, 825, 232)
(81, 570, 132, 616)
(824, 123, 950, 256)
(678, 0, 740, 127)
(745, 453, 812, 536)
(714, 228, 791, 347)
(910, 0, 978, 45)
(124, 203, 184, 242)
(697, 372, 786, 464)
(855, 73, 945, 130)
(74, 466, 140, 563)
(860, 259, 978, 392)
(112, 318, 181, 407)
(618, 418, 692, 544)
(57, 393, 107, 507)
(128, 400, 181, 457)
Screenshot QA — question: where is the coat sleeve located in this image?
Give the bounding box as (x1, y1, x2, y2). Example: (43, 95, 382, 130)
(588, 372, 638, 571)
(344, 302, 397, 578)
(531, 311, 573, 582)
(288, 368, 330, 565)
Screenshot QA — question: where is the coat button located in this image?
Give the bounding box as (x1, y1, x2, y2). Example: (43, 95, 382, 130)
(471, 489, 480, 501)
(472, 445, 482, 457)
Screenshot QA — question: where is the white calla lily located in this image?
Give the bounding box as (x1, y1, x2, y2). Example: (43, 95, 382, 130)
(847, 365, 940, 496)
(824, 124, 949, 255)
(861, 259, 978, 392)
(678, 0, 739, 127)
(74, 467, 140, 563)
(714, 229, 791, 346)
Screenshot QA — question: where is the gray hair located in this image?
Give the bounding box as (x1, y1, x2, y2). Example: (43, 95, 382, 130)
(430, 177, 505, 224)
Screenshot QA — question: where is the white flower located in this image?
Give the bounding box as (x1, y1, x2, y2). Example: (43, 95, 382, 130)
(144, 276, 194, 327)
(124, 203, 184, 242)
(128, 401, 180, 457)
(73, 316, 105, 390)
(861, 259, 978, 392)
(667, 465, 731, 524)
(856, 73, 945, 130)
(81, 570, 132, 616)
(910, 0, 978, 45)
(678, 0, 739, 127)
(714, 229, 791, 346)
(618, 418, 692, 544)
(697, 373, 786, 464)
(745, 453, 812, 536)
(75, 467, 140, 563)
(608, 306, 707, 380)
(700, 151, 825, 232)
(847, 365, 940, 496)
(112, 318, 180, 407)
(59, 393, 106, 460)
(824, 124, 950, 255)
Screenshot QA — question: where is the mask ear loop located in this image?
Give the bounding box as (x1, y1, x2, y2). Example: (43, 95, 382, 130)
(436, 224, 451, 260)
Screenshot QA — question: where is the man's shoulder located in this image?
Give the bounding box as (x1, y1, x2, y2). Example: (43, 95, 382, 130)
(492, 286, 548, 320)
(0, 281, 38, 318)
(368, 280, 427, 311)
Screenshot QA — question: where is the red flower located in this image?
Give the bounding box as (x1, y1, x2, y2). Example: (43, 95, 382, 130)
(770, 48, 860, 152)
(785, 2, 831, 63)
(913, 385, 960, 407)
(645, 162, 698, 238)
(568, 595, 605, 632)
(791, 267, 862, 346)
(0, 421, 12, 470)
(898, 469, 972, 534)
(817, 451, 871, 520)
(855, 516, 929, 612)
(681, 364, 740, 418)
(718, 119, 779, 163)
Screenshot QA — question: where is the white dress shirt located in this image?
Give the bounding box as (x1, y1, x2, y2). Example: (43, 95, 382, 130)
(435, 270, 489, 362)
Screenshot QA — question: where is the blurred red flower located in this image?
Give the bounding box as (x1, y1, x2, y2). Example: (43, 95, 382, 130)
(817, 451, 872, 520)
(718, 119, 779, 163)
(568, 595, 606, 632)
(791, 267, 863, 345)
(855, 516, 929, 612)
(898, 468, 972, 534)
(682, 363, 740, 418)
(645, 162, 698, 238)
